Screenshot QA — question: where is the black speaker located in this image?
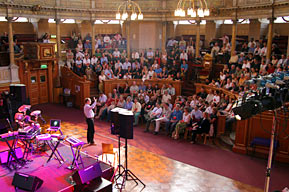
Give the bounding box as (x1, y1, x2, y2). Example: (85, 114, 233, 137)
(12, 172, 43, 192)
(10, 84, 26, 103)
(72, 162, 102, 185)
(119, 112, 134, 139)
(110, 110, 120, 135)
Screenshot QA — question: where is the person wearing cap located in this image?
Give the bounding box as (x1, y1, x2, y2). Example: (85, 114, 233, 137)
(165, 104, 183, 135)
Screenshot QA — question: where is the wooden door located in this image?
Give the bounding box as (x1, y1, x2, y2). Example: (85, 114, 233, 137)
(29, 71, 39, 105)
(38, 69, 49, 104)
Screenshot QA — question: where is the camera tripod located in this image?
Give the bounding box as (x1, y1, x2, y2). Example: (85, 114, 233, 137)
(114, 136, 145, 191)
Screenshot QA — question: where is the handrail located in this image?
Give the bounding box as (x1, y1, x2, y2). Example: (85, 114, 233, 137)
(194, 83, 238, 99)
(61, 66, 87, 82)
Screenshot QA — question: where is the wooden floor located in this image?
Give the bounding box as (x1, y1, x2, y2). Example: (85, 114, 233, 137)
(52, 120, 263, 192)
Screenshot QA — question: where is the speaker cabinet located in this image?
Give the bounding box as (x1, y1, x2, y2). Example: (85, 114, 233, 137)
(119, 113, 134, 139)
(72, 162, 102, 185)
(10, 84, 26, 103)
(12, 172, 43, 192)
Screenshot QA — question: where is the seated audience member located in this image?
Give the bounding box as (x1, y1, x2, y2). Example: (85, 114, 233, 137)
(165, 104, 183, 135)
(130, 81, 139, 95)
(154, 103, 172, 135)
(162, 90, 171, 103)
(145, 102, 162, 132)
(210, 107, 218, 138)
(205, 90, 214, 103)
(172, 107, 191, 140)
(116, 95, 125, 108)
(190, 112, 210, 144)
(197, 87, 207, 99)
(124, 96, 133, 110)
(123, 83, 131, 94)
(229, 51, 238, 64)
(95, 93, 113, 120)
(132, 98, 142, 126)
(167, 84, 175, 96)
(139, 81, 146, 92)
(191, 106, 203, 122)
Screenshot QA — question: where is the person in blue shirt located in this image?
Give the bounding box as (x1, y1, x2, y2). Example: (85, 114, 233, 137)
(181, 60, 188, 73)
(138, 81, 146, 92)
(165, 104, 183, 135)
(154, 65, 162, 75)
(124, 96, 133, 110)
(100, 53, 108, 65)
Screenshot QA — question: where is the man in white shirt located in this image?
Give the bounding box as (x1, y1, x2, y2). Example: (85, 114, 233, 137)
(115, 60, 122, 71)
(84, 97, 97, 144)
(113, 48, 121, 60)
(145, 102, 162, 132)
(76, 50, 84, 60)
(83, 55, 91, 66)
(91, 55, 98, 66)
(147, 48, 154, 63)
(122, 58, 131, 70)
(162, 90, 171, 103)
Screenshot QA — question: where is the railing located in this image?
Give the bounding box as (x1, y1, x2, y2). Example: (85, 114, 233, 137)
(194, 83, 238, 99)
(60, 66, 91, 109)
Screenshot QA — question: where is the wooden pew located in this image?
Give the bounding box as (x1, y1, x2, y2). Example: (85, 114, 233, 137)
(194, 83, 238, 99)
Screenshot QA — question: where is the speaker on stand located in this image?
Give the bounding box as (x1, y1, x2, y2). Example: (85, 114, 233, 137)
(114, 110, 145, 191)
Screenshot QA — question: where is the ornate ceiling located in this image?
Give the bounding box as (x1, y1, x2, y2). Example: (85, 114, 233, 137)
(0, 0, 288, 21)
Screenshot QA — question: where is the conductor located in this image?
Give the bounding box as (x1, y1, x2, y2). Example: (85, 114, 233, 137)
(84, 97, 97, 145)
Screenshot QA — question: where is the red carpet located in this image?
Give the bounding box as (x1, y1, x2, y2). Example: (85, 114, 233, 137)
(34, 103, 289, 191)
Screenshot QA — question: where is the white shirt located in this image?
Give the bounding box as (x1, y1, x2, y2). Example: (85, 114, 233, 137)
(260, 47, 267, 56)
(113, 51, 120, 58)
(162, 94, 171, 103)
(147, 51, 154, 58)
(122, 62, 131, 70)
(242, 62, 251, 69)
(99, 75, 106, 83)
(83, 58, 90, 65)
(148, 70, 154, 78)
(104, 36, 110, 43)
(180, 53, 188, 60)
(76, 52, 84, 60)
(84, 101, 97, 118)
(150, 107, 163, 118)
(91, 57, 98, 65)
(115, 62, 123, 70)
(98, 94, 107, 103)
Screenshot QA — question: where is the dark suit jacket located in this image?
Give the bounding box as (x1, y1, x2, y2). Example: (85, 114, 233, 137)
(198, 118, 210, 134)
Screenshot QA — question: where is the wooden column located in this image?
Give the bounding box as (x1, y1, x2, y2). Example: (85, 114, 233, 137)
(126, 21, 130, 59)
(91, 21, 95, 56)
(231, 20, 237, 56)
(266, 18, 274, 61)
(195, 20, 200, 58)
(7, 17, 15, 65)
(48, 61, 54, 103)
(55, 19, 61, 59)
(162, 21, 167, 53)
(287, 35, 289, 56)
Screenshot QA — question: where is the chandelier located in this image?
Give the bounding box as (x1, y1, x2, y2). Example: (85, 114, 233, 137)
(115, 0, 143, 21)
(174, 0, 210, 18)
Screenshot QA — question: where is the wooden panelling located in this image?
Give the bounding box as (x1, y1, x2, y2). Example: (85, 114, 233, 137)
(60, 66, 90, 109)
(233, 111, 289, 163)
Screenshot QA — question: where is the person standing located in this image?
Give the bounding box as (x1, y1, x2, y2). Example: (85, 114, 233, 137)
(84, 97, 97, 145)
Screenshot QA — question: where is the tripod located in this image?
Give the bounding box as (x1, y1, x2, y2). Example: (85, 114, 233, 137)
(114, 136, 145, 191)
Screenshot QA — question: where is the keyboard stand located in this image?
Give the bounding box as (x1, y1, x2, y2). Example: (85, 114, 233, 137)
(67, 143, 84, 170)
(46, 137, 65, 166)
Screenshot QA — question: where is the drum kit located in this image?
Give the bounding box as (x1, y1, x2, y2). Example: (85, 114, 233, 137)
(0, 104, 87, 171)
